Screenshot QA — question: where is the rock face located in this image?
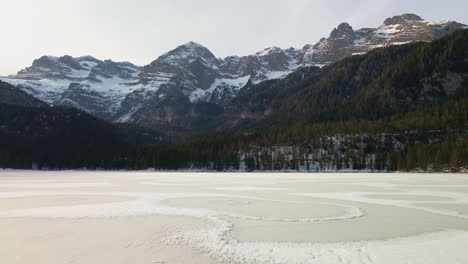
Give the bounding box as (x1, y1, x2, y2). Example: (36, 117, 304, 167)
(303, 22, 358, 65)
(1, 13, 466, 129)
(384, 14, 424, 25)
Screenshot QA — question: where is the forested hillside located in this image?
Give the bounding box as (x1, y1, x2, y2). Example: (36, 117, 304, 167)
(220, 30, 468, 131)
(0, 84, 168, 169)
(130, 97, 467, 172)
(0, 81, 46, 107)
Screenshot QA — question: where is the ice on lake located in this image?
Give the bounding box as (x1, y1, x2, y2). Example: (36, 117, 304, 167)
(0, 171, 468, 264)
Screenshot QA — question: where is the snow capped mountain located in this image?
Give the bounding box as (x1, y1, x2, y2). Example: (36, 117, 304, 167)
(0, 55, 142, 119)
(139, 42, 223, 102)
(303, 14, 467, 65)
(140, 41, 219, 87)
(139, 42, 302, 104)
(1, 13, 466, 128)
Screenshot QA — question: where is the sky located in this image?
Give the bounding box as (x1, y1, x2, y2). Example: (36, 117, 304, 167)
(1, 0, 467, 75)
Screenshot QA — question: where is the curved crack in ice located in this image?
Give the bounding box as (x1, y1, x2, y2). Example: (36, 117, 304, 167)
(292, 190, 468, 219)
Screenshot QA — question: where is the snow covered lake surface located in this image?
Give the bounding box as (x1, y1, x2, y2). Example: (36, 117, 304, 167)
(1, 171, 468, 264)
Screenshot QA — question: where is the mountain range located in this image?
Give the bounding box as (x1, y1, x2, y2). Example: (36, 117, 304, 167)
(0, 13, 467, 172)
(1, 13, 466, 131)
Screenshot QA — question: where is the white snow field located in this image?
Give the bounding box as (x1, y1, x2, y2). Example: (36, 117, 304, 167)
(0, 171, 468, 264)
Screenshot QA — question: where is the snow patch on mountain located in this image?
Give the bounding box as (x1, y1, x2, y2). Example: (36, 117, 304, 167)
(209, 75, 252, 93)
(190, 75, 252, 102)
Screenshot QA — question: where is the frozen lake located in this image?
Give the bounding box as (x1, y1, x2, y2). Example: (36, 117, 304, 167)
(0, 171, 468, 264)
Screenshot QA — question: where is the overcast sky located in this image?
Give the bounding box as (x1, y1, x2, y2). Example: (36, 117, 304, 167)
(1, 0, 467, 75)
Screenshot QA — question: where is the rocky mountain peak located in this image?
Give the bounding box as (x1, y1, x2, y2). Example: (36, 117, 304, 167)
(384, 13, 424, 25)
(330, 23, 356, 39)
(256, 46, 284, 56)
(337, 22, 353, 31)
(181, 41, 206, 49)
(31, 56, 59, 68)
(77, 55, 101, 64)
(165, 41, 215, 59)
(59, 56, 84, 70)
(30, 55, 85, 72)
(149, 41, 218, 71)
(302, 22, 358, 65)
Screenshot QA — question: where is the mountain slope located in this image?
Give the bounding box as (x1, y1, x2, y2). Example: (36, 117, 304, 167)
(0, 80, 47, 107)
(0, 102, 171, 169)
(0, 82, 169, 169)
(352, 29, 468, 117)
(222, 30, 468, 131)
(0, 103, 126, 169)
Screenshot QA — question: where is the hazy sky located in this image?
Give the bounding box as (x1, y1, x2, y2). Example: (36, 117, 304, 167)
(1, 0, 467, 75)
